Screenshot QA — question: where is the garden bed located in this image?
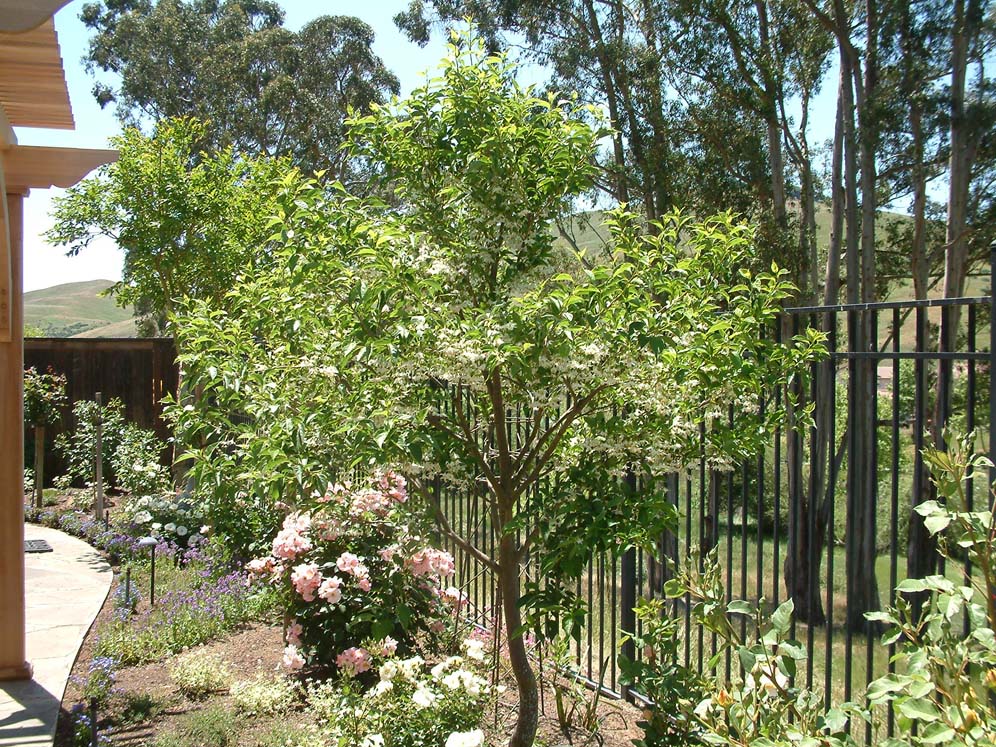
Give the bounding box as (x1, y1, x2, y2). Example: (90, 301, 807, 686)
(33, 494, 644, 747)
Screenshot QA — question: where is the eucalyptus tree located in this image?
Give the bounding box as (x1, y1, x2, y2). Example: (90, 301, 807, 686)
(172, 37, 823, 747)
(80, 0, 399, 180)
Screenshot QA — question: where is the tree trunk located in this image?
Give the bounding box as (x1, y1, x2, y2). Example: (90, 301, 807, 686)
(910, 0, 979, 612)
(34, 425, 44, 509)
(499, 528, 538, 747)
(783, 72, 847, 625)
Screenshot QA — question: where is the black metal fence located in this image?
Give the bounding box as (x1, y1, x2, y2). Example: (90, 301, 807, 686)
(439, 257, 995, 741)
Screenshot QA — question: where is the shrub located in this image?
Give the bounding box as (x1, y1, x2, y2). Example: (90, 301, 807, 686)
(659, 553, 864, 747)
(248, 470, 453, 672)
(619, 597, 706, 746)
(864, 433, 996, 745)
(112, 423, 172, 497)
(75, 656, 118, 707)
(306, 646, 492, 747)
(23, 366, 67, 426)
(56, 398, 127, 487)
(122, 493, 207, 548)
(230, 673, 298, 715)
(169, 651, 231, 699)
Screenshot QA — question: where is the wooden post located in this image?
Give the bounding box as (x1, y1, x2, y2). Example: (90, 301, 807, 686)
(0, 190, 31, 680)
(33, 424, 43, 508)
(94, 391, 104, 520)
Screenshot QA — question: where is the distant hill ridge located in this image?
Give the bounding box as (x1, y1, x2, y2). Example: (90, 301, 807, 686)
(24, 279, 137, 338)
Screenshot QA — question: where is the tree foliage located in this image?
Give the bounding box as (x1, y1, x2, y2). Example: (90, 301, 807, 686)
(45, 117, 296, 331)
(80, 0, 399, 179)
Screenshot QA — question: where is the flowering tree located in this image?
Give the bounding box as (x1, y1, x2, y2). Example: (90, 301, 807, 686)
(173, 34, 823, 747)
(23, 367, 67, 507)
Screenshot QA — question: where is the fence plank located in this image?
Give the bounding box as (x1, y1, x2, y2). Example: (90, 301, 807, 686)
(23, 337, 178, 486)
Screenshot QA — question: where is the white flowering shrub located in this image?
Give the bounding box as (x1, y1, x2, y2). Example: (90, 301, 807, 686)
(306, 645, 492, 747)
(231, 673, 298, 716)
(111, 423, 172, 498)
(169, 651, 231, 699)
(172, 31, 824, 745)
(123, 493, 207, 547)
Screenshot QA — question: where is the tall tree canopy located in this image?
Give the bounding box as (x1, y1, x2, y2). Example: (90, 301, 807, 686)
(45, 118, 295, 333)
(81, 0, 400, 179)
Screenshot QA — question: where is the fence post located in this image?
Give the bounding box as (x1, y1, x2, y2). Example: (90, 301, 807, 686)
(619, 468, 638, 701)
(94, 391, 104, 521)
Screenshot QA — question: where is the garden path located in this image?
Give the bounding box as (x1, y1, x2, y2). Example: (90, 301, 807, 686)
(0, 524, 111, 746)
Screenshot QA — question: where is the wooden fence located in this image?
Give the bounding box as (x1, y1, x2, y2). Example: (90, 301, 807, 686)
(23, 338, 179, 485)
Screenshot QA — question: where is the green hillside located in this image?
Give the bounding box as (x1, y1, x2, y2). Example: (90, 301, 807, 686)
(24, 280, 135, 338)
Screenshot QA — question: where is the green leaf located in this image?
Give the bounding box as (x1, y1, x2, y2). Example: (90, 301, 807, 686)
(897, 698, 941, 722)
(770, 600, 794, 636)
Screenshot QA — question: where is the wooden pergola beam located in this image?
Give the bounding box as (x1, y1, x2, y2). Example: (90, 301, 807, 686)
(0, 1, 117, 682)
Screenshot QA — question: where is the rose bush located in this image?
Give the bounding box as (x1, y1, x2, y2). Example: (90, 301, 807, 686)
(248, 470, 458, 671)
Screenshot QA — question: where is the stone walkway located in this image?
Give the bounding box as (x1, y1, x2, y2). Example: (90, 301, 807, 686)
(0, 524, 112, 746)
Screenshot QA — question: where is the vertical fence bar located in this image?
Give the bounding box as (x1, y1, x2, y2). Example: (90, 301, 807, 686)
(866, 308, 879, 746)
(966, 305, 977, 639)
(806, 310, 818, 690)
(887, 307, 901, 736)
(620, 470, 638, 701)
(824, 311, 838, 712)
(844, 306, 856, 706)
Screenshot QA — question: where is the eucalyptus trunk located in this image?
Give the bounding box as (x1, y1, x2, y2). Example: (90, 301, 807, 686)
(911, 0, 979, 606)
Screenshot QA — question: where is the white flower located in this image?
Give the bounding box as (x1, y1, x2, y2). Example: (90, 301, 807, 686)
(693, 698, 713, 719)
(442, 669, 483, 696)
(379, 660, 399, 681)
(361, 734, 384, 747)
(462, 638, 486, 662)
(412, 687, 436, 709)
(164, 522, 176, 533)
(445, 730, 484, 747)
(369, 680, 393, 698)
(175, 525, 189, 536)
(132, 510, 152, 524)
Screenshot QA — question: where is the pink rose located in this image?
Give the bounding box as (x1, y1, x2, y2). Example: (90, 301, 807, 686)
(286, 620, 303, 646)
(407, 548, 456, 578)
(246, 557, 274, 577)
(282, 644, 305, 670)
(336, 647, 372, 677)
(336, 552, 361, 574)
(318, 576, 343, 604)
(291, 562, 322, 602)
(358, 577, 372, 592)
(373, 636, 398, 657)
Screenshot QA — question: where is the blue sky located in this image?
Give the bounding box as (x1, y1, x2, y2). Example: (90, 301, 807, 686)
(19, 0, 842, 293)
